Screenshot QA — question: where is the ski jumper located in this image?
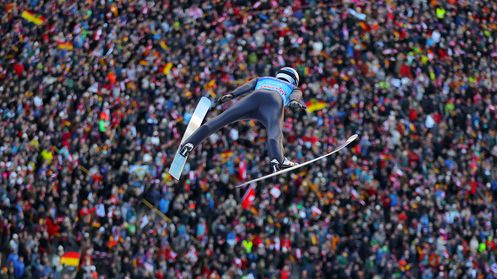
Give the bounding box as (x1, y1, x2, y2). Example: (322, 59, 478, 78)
(184, 77, 303, 163)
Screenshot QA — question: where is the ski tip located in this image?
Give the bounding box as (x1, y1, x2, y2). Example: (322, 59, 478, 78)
(233, 182, 248, 189)
(168, 172, 180, 181)
(200, 96, 213, 106)
(347, 134, 359, 144)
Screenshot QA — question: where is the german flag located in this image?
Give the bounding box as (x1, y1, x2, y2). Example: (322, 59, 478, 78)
(60, 251, 80, 267)
(57, 41, 73, 51)
(204, 79, 216, 90)
(311, 234, 318, 245)
(159, 40, 168, 50)
(21, 11, 45, 25)
(220, 150, 233, 162)
(306, 99, 328, 113)
(162, 62, 173, 75)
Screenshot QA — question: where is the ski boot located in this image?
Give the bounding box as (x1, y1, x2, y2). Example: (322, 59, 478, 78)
(270, 157, 298, 172)
(179, 143, 194, 157)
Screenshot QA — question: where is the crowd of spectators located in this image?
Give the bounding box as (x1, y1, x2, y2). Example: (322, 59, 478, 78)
(1, 0, 497, 278)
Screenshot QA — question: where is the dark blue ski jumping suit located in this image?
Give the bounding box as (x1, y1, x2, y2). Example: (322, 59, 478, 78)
(184, 77, 304, 164)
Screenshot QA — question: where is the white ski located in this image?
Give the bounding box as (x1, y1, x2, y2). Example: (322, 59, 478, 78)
(168, 97, 212, 180)
(235, 134, 359, 188)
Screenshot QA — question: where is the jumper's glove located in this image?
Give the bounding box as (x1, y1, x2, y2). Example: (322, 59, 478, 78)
(288, 100, 307, 113)
(216, 93, 234, 105)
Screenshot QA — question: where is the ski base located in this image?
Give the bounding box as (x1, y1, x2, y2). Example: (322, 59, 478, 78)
(168, 97, 212, 180)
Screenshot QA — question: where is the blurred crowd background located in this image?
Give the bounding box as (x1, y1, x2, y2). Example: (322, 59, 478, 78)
(1, 0, 497, 278)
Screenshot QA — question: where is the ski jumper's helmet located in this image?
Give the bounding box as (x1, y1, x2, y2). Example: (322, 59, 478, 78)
(276, 67, 299, 86)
